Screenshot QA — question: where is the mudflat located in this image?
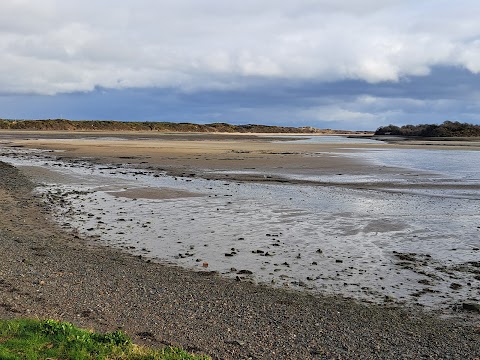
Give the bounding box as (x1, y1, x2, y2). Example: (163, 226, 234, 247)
(0, 131, 480, 359)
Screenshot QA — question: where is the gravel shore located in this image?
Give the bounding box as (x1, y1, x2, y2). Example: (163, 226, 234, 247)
(0, 161, 479, 359)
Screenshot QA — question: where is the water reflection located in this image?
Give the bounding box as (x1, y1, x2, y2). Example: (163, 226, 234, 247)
(348, 148, 480, 180)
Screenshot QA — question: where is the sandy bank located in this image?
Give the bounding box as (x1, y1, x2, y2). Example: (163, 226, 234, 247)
(0, 131, 422, 180)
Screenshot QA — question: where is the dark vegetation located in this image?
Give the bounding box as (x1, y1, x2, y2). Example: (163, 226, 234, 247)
(0, 119, 354, 134)
(375, 121, 480, 137)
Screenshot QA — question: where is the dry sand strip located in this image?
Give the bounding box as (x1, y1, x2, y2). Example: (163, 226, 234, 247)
(0, 161, 479, 359)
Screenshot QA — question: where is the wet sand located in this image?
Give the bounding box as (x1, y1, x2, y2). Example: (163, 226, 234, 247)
(0, 160, 479, 359)
(3, 130, 480, 181)
(3, 133, 375, 176)
(0, 134, 479, 359)
(1, 132, 480, 307)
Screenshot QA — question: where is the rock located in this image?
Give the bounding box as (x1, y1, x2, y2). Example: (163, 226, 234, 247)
(462, 303, 480, 313)
(136, 331, 156, 340)
(394, 253, 417, 262)
(450, 283, 462, 290)
(198, 271, 218, 276)
(224, 339, 245, 346)
(237, 270, 253, 275)
(316, 249, 323, 254)
(418, 279, 432, 285)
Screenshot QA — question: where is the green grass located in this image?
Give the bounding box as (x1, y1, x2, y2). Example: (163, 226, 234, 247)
(0, 319, 210, 360)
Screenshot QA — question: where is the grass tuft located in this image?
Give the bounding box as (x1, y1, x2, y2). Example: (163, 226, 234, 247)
(0, 319, 209, 360)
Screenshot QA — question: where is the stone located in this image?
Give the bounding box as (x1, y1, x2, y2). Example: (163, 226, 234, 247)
(224, 339, 245, 346)
(237, 269, 253, 275)
(462, 303, 480, 313)
(450, 283, 462, 290)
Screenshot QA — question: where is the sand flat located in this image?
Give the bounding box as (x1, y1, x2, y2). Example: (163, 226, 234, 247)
(1, 131, 479, 316)
(2, 132, 416, 178)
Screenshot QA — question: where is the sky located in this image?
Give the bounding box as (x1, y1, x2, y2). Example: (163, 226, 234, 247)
(1, 1, 480, 130)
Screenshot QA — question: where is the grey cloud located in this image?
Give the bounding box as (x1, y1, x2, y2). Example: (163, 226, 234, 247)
(2, 65, 478, 130)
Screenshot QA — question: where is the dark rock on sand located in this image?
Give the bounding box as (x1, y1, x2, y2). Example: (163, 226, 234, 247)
(450, 283, 463, 290)
(237, 270, 253, 275)
(462, 303, 480, 313)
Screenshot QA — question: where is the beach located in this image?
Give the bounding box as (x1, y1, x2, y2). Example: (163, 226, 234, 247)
(0, 131, 479, 359)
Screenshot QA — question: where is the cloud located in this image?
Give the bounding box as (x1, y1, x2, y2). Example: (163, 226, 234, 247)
(2, 66, 478, 130)
(1, 1, 480, 130)
(1, 0, 480, 96)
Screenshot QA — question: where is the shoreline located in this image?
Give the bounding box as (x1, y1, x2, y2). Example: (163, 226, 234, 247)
(0, 161, 479, 359)
(3, 131, 480, 191)
(1, 133, 479, 312)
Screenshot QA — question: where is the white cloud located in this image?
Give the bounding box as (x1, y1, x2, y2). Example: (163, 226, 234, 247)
(295, 92, 480, 129)
(303, 105, 378, 122)
(1, 0, 480, 95)
(456, 40, 480, 73)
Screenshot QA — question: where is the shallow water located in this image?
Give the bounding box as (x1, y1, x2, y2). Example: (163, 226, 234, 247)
(1, 144, 479, 313)
(286, 136, 480, 183)
(348, 148, 480, 181)
(271, 135, 381, 145)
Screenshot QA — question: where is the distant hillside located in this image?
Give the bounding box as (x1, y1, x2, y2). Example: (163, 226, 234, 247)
(375, 121, 480, 137)
(0, 119, 359, 134)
